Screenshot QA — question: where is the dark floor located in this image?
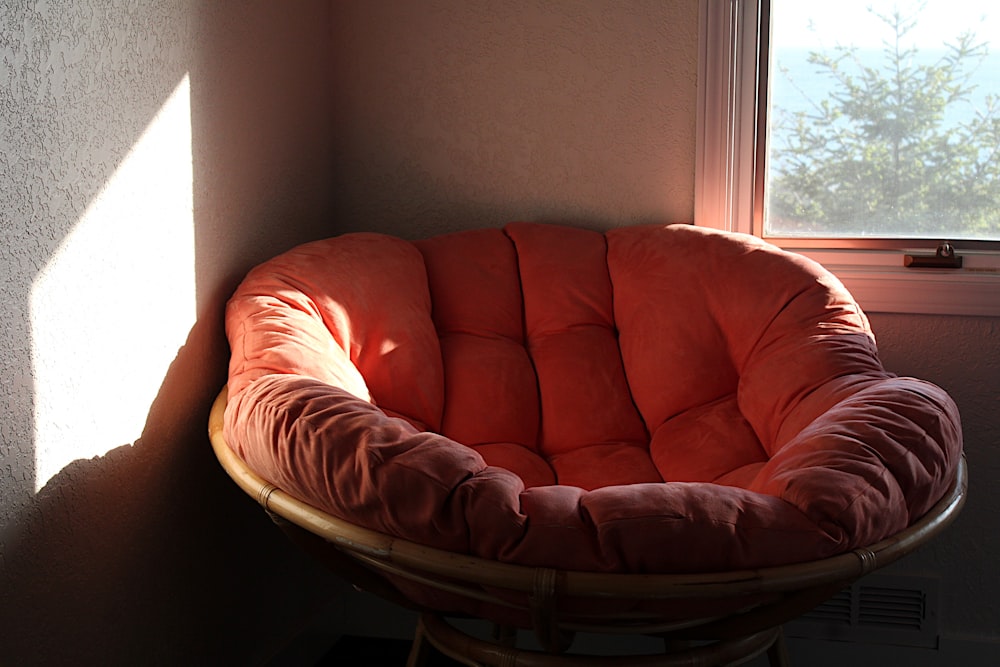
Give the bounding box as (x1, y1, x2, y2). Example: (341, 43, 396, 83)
(317, 635, 462, 666)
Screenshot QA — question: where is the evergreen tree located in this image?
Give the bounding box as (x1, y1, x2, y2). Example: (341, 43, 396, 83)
(768, 7, 1000, 238)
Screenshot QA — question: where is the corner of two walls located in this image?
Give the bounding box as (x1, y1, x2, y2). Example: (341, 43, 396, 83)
(0, 0, 704, 661)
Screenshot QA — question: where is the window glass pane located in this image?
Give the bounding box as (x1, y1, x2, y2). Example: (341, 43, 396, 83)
(765, 0, 1000, 240)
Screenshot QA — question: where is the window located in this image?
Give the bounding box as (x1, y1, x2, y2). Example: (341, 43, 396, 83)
(696, 0, 1000, 316)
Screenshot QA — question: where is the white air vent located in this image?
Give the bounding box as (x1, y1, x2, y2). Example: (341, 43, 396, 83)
(786, 574, 939, 648)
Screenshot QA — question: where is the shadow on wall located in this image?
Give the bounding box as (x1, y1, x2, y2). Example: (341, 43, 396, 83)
(0, 2, 344, 664)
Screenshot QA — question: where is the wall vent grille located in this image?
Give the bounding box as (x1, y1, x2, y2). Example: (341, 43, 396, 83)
(786, 574, 939, 648)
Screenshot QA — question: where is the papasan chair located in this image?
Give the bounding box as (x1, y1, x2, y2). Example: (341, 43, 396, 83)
(210, 222, 965, 666)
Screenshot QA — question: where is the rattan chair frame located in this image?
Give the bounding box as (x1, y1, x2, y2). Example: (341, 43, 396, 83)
(209, 387, 966, 667)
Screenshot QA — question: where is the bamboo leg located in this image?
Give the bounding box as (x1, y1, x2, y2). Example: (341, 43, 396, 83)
(407, 616, 432, 667)
(766, 628, 791, 667)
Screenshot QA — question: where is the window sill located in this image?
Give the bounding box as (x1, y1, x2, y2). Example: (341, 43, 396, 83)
(788, 247, 1000, 317)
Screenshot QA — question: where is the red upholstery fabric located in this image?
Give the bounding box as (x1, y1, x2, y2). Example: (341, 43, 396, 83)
(224, 223, 962, 576)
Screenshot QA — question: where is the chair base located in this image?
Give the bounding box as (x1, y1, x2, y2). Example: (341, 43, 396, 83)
(408, 613, 788, 667)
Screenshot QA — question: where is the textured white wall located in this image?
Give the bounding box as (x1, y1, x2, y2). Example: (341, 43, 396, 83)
(1, 0, 192, 551)
(0, 2, 344, 664)
(867, 313, 1000, 640)
(328, 0, 699, 239)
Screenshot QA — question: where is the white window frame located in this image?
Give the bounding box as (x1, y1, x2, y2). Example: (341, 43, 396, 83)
(695, 0, 1000, 317)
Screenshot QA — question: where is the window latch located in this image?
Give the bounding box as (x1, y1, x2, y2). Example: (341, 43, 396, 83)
(904, 242, 963, 269)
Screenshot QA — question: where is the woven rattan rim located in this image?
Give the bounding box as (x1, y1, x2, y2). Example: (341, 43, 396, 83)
(208, 385, 966, 604)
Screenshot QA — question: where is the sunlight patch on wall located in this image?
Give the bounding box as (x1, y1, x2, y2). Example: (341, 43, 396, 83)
(30, 74, 195, 492)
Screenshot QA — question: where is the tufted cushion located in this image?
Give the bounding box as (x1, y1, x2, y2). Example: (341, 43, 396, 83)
(224, 223, 962, 576)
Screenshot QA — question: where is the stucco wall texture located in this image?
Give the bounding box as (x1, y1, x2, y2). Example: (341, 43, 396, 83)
(1, 0, 189, 546)
(328, 0, 698, 238)
(1, 2, 343, 665)
(0, 0, 997, 664)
